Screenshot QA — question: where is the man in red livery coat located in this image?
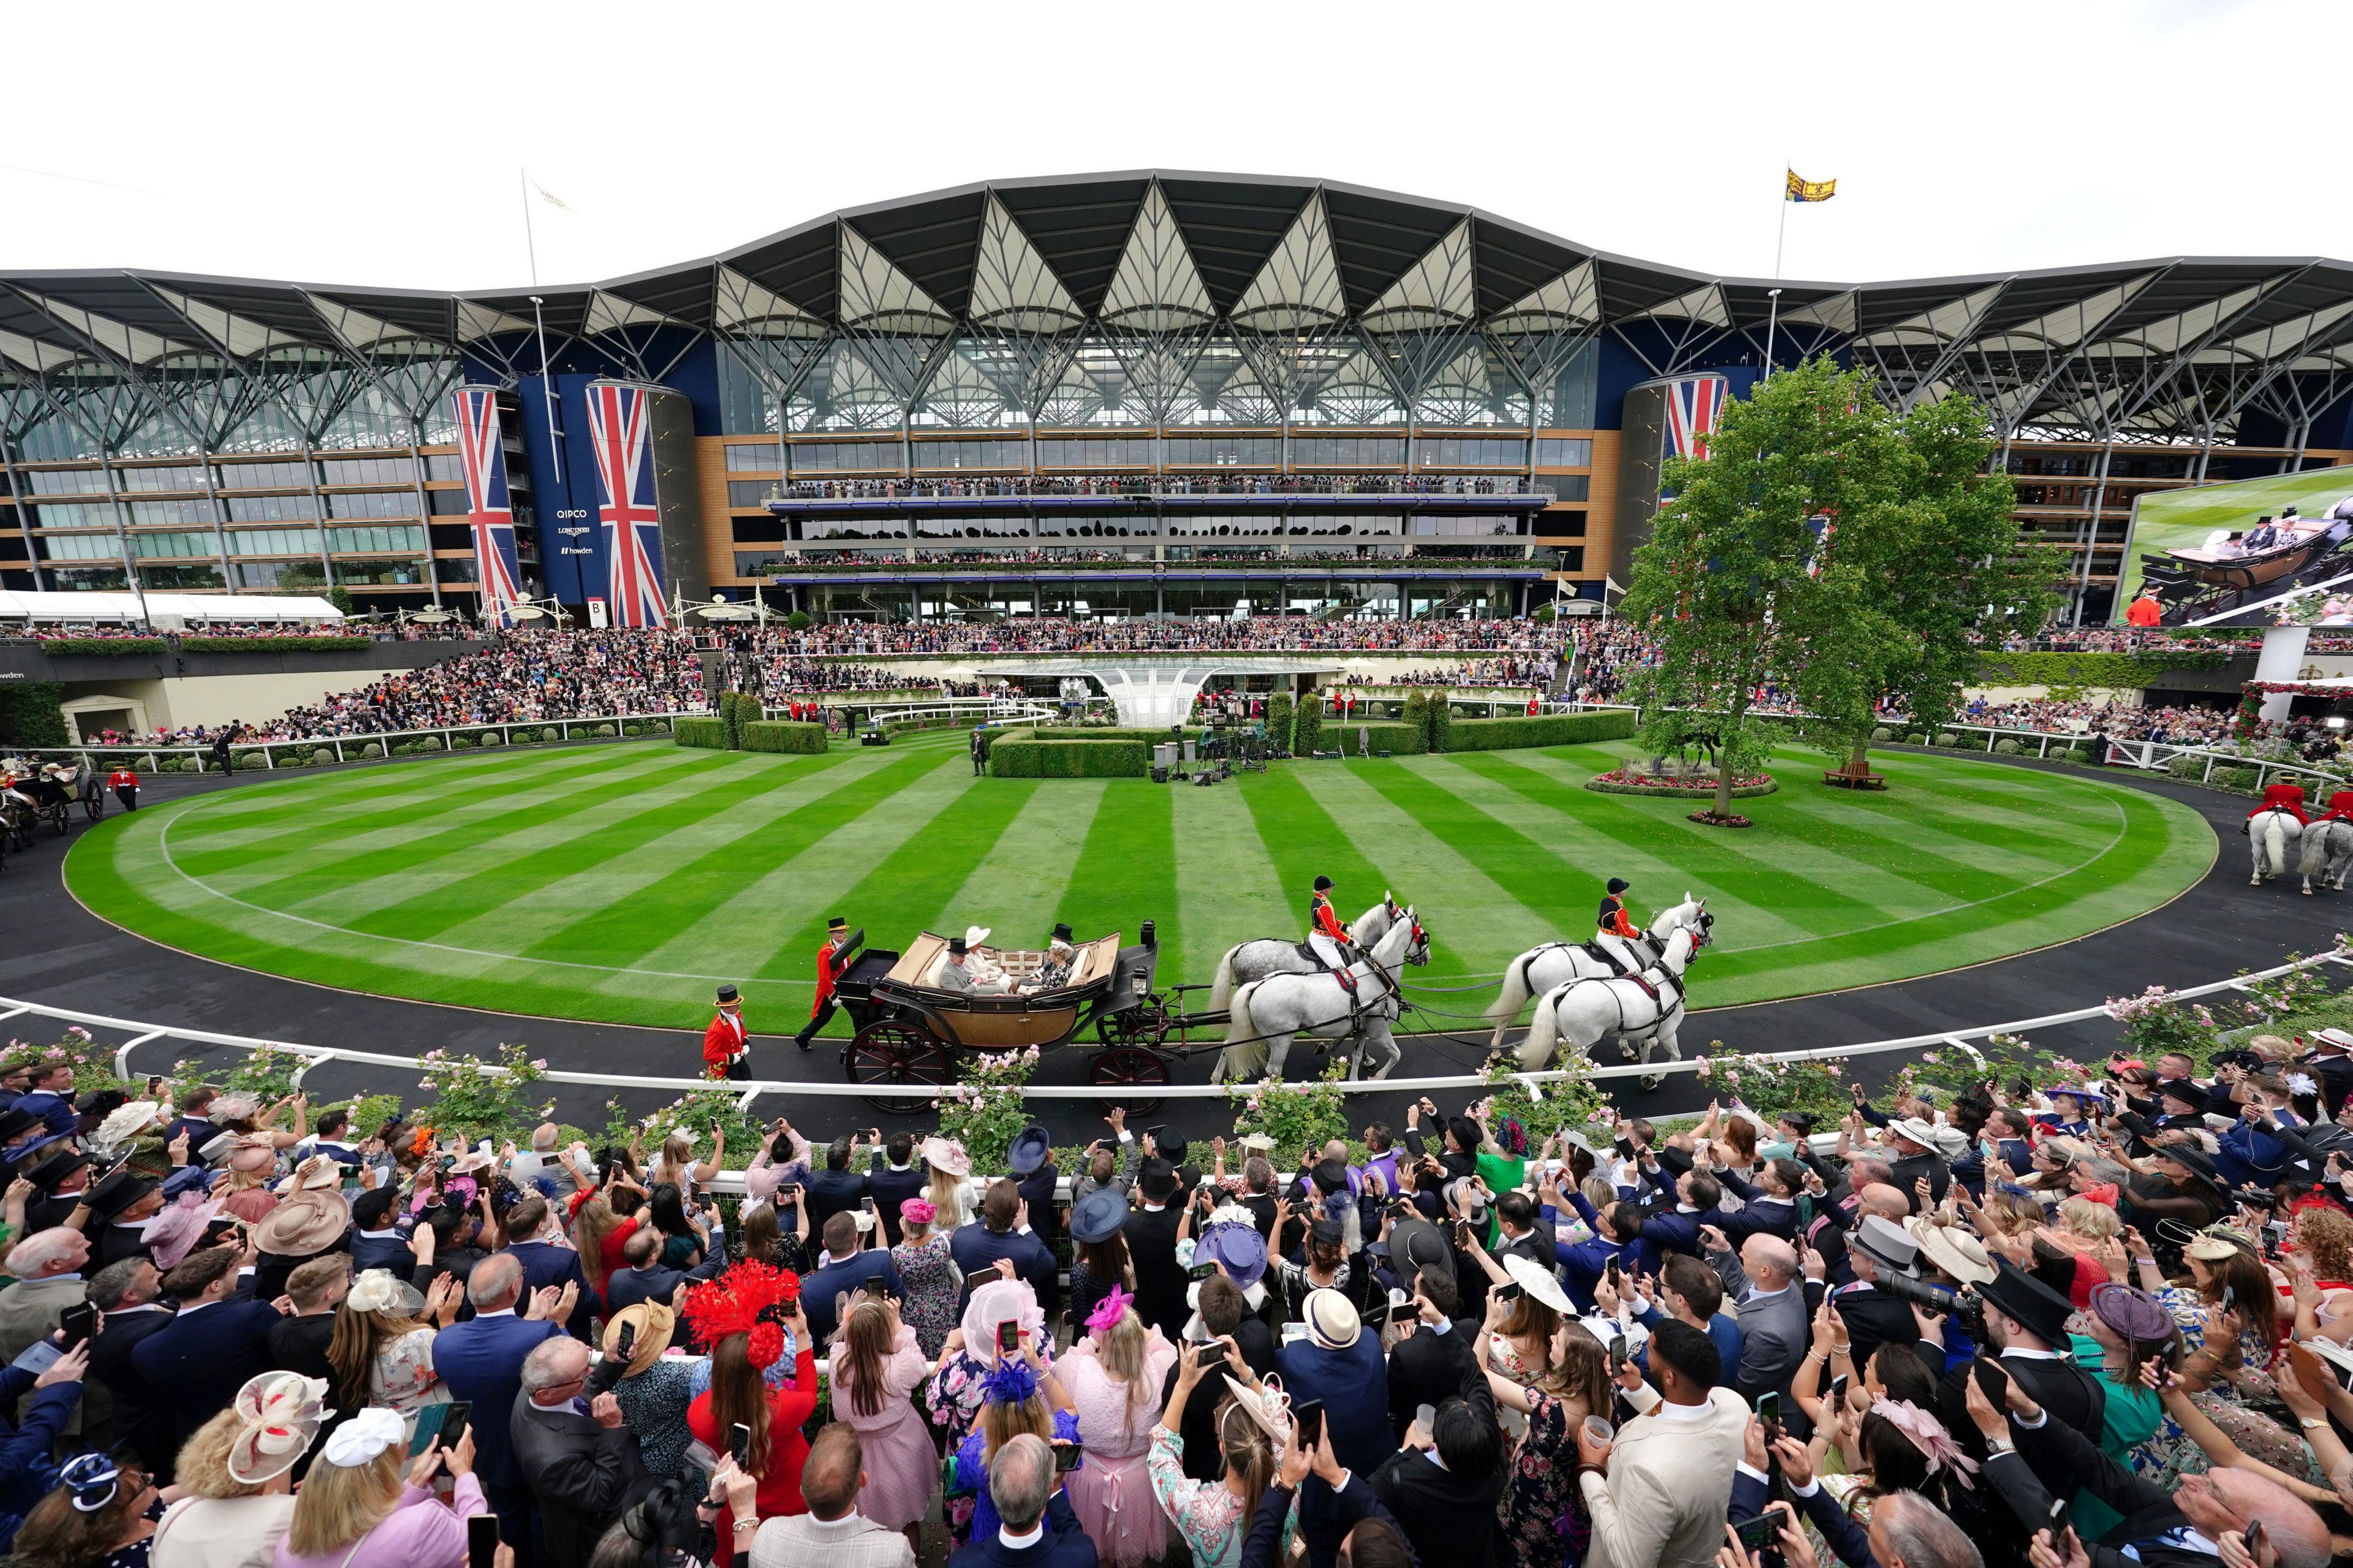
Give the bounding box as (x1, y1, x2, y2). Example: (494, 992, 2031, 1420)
(792, 917, 851, 1053)
(1595, 876, 1642, 974)
(106, 766, 138, 812)
(703, 982, 750, 1080)
(2322, 789, 2353, 824)
(2251, 781, 2311, 824)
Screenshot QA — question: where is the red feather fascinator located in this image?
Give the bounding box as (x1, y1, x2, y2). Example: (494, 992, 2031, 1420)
(680, 1262, 802, 1369)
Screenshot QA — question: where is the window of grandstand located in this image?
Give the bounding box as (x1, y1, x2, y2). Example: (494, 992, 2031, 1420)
(1415, 436, 1527, 468)
(23, 469, 108, 495)
(227, 493, 319, 523)
(137, 561, 227, 589)
(1162, 435, 1279, 466)
(727, 479, 779, 506)
(28, 501, 116, 528)
(127, 498, 221, 526)
(227, 528, 325, 556)
(330, 525, 426, 553)
(127, 531, 216, 558)
(38, 532, 123, 561)
(319, 455, 419, 487)
(1545, 476, 1592, 501)
(804, 518, 910, 540)
(233, 559, 328, 589)
(214, 459, 311, 490)
(423, 452, 467, 482)
(44, 565, 128, 590)
(789, 441, 899, 471)
(724, 440, 782, 471)
(327, 491, 418, 520)
(1534, 437, 1593, 467)
(433, 556, 477, 583)
(331, 558, 428, 586)
(1292, 436, 1405, 467)
(113, 463, 208, 493)
(1411, 517, 1524, 537)
(427, 488, 471, 514)
(1036, 437, 1156, 467)
(912, 438, 1029, 469)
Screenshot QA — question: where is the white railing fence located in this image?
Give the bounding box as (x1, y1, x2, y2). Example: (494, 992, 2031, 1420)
(16, 713, 702, 773)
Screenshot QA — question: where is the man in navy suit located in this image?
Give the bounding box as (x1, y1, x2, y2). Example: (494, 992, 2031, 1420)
(604, 1225, 729, 1324)
(84, 1258, 176, 1477)
(948, 1180, 1057, 1311)
(1631, 1157, 1719, 1260)
(434, 1252, 570, 1565)
(1711, 1157, 1803, 1245)
(13, 1063, 78, 1140)
(947, 1434, 1096, 1568)
(1009, 1127, 1061, 1259)
(1542, 1175, 1648, 1312)
(800, 1212, 903, 1343)
(129, 1241, 289, 1452)
(806, 1134, 876, 1234)
(348, 1189, 423, 1282)
(498, 1194, 601, 1340)
(869, 1132, 928, 1247)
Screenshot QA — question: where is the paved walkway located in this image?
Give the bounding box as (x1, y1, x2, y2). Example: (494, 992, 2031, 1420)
(1, 748, 2334, 1146)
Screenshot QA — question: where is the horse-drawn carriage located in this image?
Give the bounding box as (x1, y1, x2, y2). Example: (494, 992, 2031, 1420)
(833, 922, 1211, 1111)
(1, 760, 75, 851)
(2137, 514, 2352, 618)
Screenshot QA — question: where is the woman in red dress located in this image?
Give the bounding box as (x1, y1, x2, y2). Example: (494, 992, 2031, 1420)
(682, 1263, 818, 1539)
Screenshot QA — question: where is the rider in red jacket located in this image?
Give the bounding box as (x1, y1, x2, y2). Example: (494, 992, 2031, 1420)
(2252, 781, 2311, 824)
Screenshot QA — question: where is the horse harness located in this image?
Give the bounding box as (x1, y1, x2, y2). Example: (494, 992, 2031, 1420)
(1568, 956, 1688, 1038)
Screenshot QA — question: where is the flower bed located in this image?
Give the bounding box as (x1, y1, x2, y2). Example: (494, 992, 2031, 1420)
(1585, 769, 1778, 800)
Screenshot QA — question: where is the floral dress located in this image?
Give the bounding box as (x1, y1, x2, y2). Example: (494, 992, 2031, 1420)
(615, 1357, 705, 1480)
(926, 1344, 1060, 1449)
(892, 1234, 960, 1358)
(372, 1328, 448, 1421)
(2145, 1285, 2318, 1485)
(1485, 1331, 1550, 1439)
(1149, 1426, 1297, 1568)
(1496, 1390, 1585, 1568)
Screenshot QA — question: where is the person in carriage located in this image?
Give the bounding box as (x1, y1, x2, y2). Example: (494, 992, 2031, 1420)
(1018, 923, 1078, 994)
(2252, 780, 2311, 824)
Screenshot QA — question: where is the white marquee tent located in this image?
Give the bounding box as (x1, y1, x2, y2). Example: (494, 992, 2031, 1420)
(0, 591, 344, 626)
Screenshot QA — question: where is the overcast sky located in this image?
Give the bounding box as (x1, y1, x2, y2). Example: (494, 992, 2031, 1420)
(5, 0, 2340, 296)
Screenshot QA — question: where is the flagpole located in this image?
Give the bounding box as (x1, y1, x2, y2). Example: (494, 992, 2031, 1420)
(530, 294, 563, 485)
(1764, 162, 1790, 384)
(520, 168, 539, 287)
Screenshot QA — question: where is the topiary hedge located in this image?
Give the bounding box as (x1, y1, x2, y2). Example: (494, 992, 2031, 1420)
(2215, 765, 2259, 792)
(1266, 692, 1294, 752)
(988, 737, 1150, 778)
(973, 725, 1202, 763)
(2167, 755, 2205, 779)
(179, 635, 372, 654)
(37, 637, 167, 656)
(741, 721, 829, 754)
(673, 717, 727, 749)
(1338, 721, 1425, 756)
(1292, 697, 1325, 756)
(1974, 650, 2231, 687)
(1993, 738, 2021, 755)
(1871, 727, 1895, 743)
(1438, 710, 1635, 752)
(0, 680, 69, 748)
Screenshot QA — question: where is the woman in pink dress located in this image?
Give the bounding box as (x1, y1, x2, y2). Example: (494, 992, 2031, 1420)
(828, 1294, 936, 1538)
(1058, 1291, 1178, 1568)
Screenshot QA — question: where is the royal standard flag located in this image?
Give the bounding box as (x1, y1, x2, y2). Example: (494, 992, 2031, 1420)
(1786, 170, 1837, 203)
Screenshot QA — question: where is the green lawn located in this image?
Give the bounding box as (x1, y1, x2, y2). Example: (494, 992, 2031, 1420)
(64, 730, 2216, 1033)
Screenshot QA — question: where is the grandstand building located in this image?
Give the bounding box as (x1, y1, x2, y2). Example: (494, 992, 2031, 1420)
(2, 171, 2349, 624)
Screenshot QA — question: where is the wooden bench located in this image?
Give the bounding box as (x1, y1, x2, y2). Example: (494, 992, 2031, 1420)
(1822, 758, 1889, 790)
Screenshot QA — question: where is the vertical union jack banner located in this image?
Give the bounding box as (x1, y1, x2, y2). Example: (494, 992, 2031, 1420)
(452, 388, 523, 626)
(1662, 375, 1727, 463)
(585, 383, 667, 627)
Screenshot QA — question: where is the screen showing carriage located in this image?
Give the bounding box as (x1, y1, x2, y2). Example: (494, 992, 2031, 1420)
(2113, 463, 2353, 627)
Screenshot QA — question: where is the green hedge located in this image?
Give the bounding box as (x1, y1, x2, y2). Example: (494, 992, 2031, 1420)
(973, 725, 1202, 762)
(741, 721, 829, 754)
(1973, 650, 2230, 687)
(1439, 710, 1635, 752)
(1422, 692, 1451, 752)
(1337, 721, 1425, 756)
(180, 635, 373, 654)
(1267, 692, 1294, 752)
(38, 638, 166, 656)
(673, 716, 728, 749)
(0, 681, 69, 748)
(988, 737, 1150, 778)
(1293, 698, 1325, 755)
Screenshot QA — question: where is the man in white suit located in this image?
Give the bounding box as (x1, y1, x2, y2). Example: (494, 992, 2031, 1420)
(1576, 1319, 1749, 1568)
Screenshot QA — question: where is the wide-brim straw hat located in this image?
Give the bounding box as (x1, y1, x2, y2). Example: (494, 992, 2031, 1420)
(602, 1300, 676, 1380)
(1908, 1218, 1996, 1286)
(1503, 1252, 1573, 1314)
(922, 1136, 971, 1177)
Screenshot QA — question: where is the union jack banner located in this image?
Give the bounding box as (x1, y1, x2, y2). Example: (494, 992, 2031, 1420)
(1662, 376, 1727, 463)
(1805, 513, 1837, 577)
(585, 382, 667, 627)
(1785, 170, 1836, 203)
(452, 388, 523, 626)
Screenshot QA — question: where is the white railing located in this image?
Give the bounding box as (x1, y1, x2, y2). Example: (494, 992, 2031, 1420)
(15, 712, 705, 773)
(1892, 720, 2342, 793)
(0, 949, 2336, 1123)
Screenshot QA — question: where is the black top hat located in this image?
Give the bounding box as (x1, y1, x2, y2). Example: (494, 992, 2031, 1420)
(828, 916, 848, 932)
(25, 1149, 89, 1191)
(1313, 875, 1334, 892)
(1607, 877, 1630, 894)
(83, 1170, 157, 1224)
(1149, 1128, 1188, 1167)
(1311, 1158, 1349, 1196)
(1008, 1126, 1051, 1176)
(1050, 923, 1074, 945)
(2156, 1079, 2210, 1112)
(1979, 1255, 2077, 1347)
(948, 936, 969, 957)
(1139, 1157, 1179, 1203)
(2158, 1144, 2226, 1192)
(715, 983, 740, 1004)
(0, 1108, 40, 1146)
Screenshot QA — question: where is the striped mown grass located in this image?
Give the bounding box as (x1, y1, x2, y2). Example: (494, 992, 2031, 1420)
(64, 730, 2215, 1033)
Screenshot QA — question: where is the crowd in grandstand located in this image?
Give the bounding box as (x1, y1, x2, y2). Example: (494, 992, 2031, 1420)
(779, 472, 1546, 501)
(763, 618, 1567, 661)
(0, 1034, 2340, 1568)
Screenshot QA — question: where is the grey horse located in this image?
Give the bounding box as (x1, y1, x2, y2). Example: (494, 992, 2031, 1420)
(2302, 816, 2353, 894)
(1215, 910, 1422, 1084)
(1205, 895, 1425, 1013)
(2249, 806, 2305, 887)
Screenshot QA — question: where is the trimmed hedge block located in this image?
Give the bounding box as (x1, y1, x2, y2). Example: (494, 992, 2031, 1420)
(673, 717, 728, 749)
(989, 738, 1150, 778)
(1871, 727, 1895, 743)
(1993, 739, 2021, 755)
(741, 721, 830, 754)
(1439, 710, 1635, 752)
(1341, 721, 1425, 756)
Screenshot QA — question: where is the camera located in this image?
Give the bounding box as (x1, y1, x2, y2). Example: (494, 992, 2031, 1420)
(1876, 1270, 1987, 1338)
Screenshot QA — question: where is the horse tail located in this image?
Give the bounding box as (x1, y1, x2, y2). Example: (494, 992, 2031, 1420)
(1525, 985, 1564, 1067)
(2303, 824, 2335, 876)
(1208, 946, 1240, 1015)
(1485, 951, 1534, 1023)
(1224, 981, 1266, 1080)
(2267, 815, 2289, 875)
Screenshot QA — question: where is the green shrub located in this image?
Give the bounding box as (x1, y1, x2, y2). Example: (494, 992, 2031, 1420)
(1439, 710, 1636, 752)
(1972, 650, 2230, 687)
(740, 721, 829, 754)
(972, 725, 1200, 762)
(310, 748, 335, 765)
(1422, 694, 1450, 752)
(478, 732, 503, 747)
(0, 681, 69, 749)
(674, 716, 728, 749)
(1293, 697, 1325, 755)
(2216, 765, 2258, 792)
(1401, 692, 1430, 752)
(2066, 746, 2094, 764)
(1870, 726, 1894, 743)
(989, 737, 1150, 778)
(787, 610, 812, 632)
(1267, 692, 1294, 751)
(233, 748, 266, 767)
(1345, 721, 1425, 756)
(718, 692, 750, 749)
(2167, 755, 2204, 779)
(1993, 739, 2021, 755)
(594, 724, 616, 738)
(179, 635, 371, 654)
(37, 637, 167, 657)
(1906, 732, 1927, 745)
(623, 722, 645, 737)
(1933, 732, 1960, 748)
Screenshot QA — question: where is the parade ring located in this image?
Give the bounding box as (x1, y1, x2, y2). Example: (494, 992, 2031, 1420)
(62, 726, 2213, 1034)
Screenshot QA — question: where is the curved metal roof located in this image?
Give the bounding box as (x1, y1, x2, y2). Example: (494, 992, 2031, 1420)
(5, 170, 2351, 447)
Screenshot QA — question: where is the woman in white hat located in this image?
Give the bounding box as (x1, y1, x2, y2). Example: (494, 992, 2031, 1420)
(922, 1136, 976, 1231)
(148, 1371, 330, 1567)
(325, 1270, 458, 1426)
(1474, 1278, 1615, 1568)
(275, 1405, 482, 1568)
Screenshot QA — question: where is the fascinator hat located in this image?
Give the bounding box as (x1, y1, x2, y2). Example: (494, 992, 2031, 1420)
(228, 1371, 331, 1483)
(680, 1262, 802, 1371)
(1084, 1284, 1135, 1334)
(320, 1406, 406, 1469)
(1871, 1399, 1979, 1490)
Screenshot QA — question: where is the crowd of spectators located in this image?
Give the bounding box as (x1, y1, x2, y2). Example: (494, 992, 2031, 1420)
(778, 474, 1547, 502)
(1, 1038, 2351, 1568)
(761, 618, 1567, 661)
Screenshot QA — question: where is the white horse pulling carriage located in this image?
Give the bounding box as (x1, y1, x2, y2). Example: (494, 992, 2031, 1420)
(1514, 923, 1710, 1086)
(1482, 896, 1714, 1051)
(2247, 806, 2353, 895)
(1215, 909, 1424, 1083)
(1206, 895, 1428, 1014)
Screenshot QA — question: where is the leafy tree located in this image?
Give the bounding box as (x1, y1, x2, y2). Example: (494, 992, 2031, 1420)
(327, 585, 355, 616)
(1619, 357, 1889, 820)
(787, 609, 812, 632)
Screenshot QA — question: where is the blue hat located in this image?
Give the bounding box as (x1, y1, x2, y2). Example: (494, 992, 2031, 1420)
(161, 1165, 212, 1201)
(1070, 1187, 1128, 1244)
(1197, 1220, 1268, 1290)
(1009, 1126, 1051, 1176)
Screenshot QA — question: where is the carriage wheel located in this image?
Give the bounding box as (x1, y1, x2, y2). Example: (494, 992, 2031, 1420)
(846, 1021, 952, 1115)
(1090, 1047, 1170, 1116)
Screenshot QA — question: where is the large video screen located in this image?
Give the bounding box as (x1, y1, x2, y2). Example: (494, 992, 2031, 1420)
(2114, 464, 2353, 627)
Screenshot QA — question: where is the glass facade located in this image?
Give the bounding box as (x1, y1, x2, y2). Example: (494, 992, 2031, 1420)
(25, 471, 109, 496)
(228, 493, 320, 523)
(47, 566, 129, 591)
(227, 528, 325, 556)
(330, 524, 426, 553)
(137, 562, 227, 589)
(39, 533, 123, 562)
(327, 491, 417, 520)
(216, 460, 310, 489)
(725, 441, 783, 471)
(912, 439, 1029, 469)
(1036, 437, 1155, 467)
(1415, 437, 1526, 468)
(727, 480, 779, 506)
(1163, 436, 1279, 466)
(127, 498, 220, 526)
(29, 501, 116, 528)
(1292, 436, 1404, 467)
(423, 453, 466, 482)
(1534, 438, 1593, 467)
(332, 558, 428, 586)
(128, 531, 216, 558)
(790, 441, 899, 472)
(320, 455, 419, 487)
(116, 464, 207, 493)
(235, 559, 328, 589)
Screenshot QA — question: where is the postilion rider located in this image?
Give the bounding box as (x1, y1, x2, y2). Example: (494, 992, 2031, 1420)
(1595, 876, 1643, 974)
(2252, 780, 2312, 825)
(791, 917, 858, 1053)
(1308, 874, 1357, 993)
